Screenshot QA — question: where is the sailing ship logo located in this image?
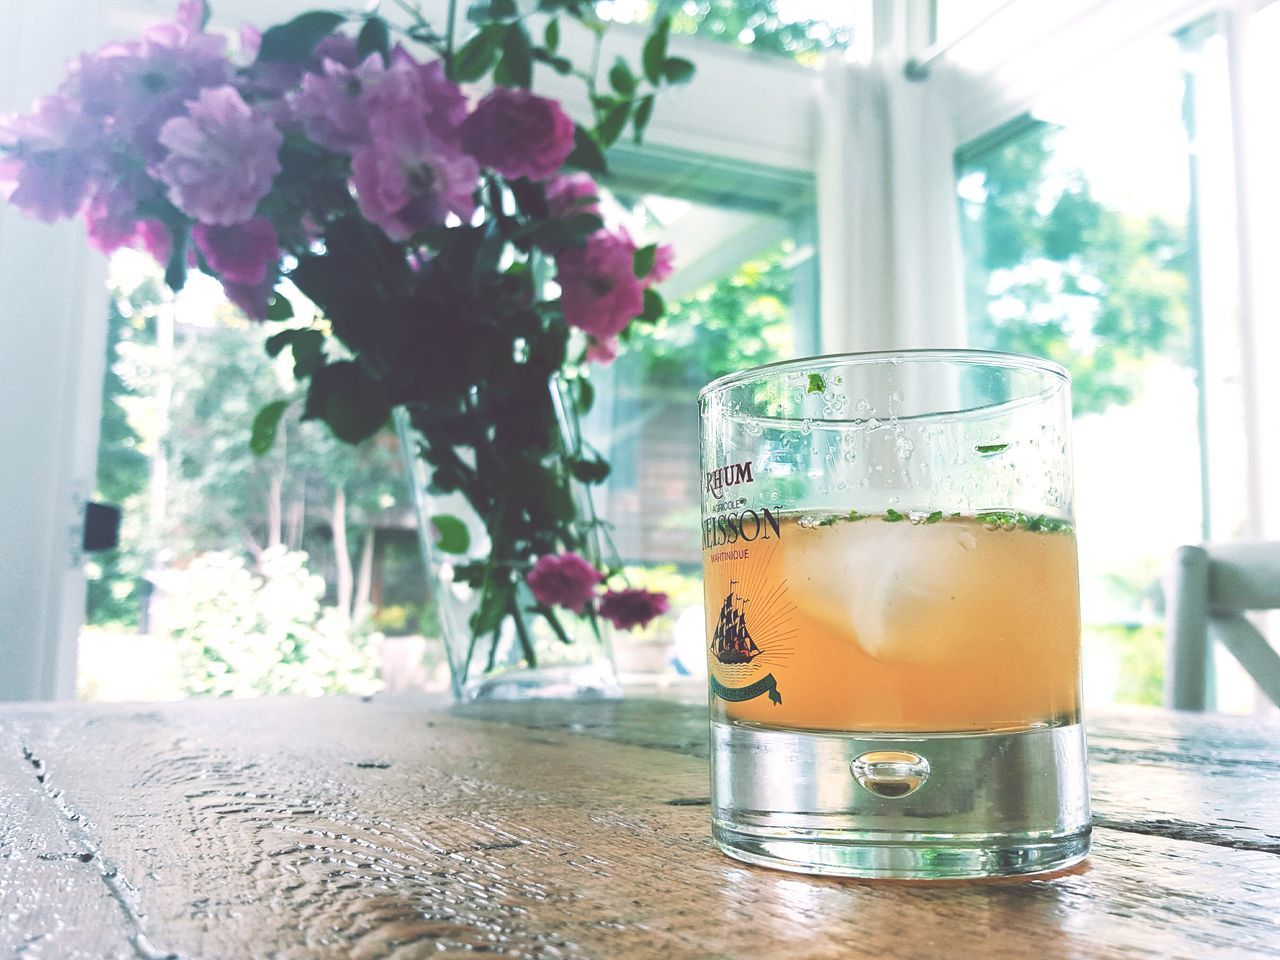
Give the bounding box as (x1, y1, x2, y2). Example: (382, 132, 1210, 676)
(708, 579, 784, 705)
(711, 582, 760, 664)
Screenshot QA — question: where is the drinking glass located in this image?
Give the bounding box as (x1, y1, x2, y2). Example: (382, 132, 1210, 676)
(698, 350, 1090, 879)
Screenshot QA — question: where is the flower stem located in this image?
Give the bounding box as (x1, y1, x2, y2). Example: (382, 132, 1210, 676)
(510, 598, 538, 666)
(445, 0, 458, 61)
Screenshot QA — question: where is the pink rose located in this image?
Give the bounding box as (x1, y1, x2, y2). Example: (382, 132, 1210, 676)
(545, 173, 600, 219)
(192, 217, 279, 285)
(585, 336, 619, 366)
(222, 276, 275, 320)
(648, 243, 675, 283)
(598, 588, 670, 631)
(349, 58, 477, 241)
(460, 87, 575, 182)
(291, 54, 385, 154)
(526, 552, 603, 615)
(556, 229, 645, 341)
(154, 85, 281, 226)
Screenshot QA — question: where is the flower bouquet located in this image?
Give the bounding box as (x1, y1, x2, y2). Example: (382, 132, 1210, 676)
(1, 0, 687, 697)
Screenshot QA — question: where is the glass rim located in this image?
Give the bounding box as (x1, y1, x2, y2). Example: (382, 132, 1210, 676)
(697, 348, 1070, 402)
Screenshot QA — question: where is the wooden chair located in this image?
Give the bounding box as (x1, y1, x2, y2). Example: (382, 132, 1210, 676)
(1164, 542, 1280, 710)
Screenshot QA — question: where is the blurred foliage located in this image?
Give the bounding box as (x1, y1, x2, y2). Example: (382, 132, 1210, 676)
(959, 122, 1191, 416)
(632, 0, 853, 61)
(86, 279, 162, 629)
(626, 242, 795, 384)
(161, 547, 381, 697)
(1086, 623, 1166, 706)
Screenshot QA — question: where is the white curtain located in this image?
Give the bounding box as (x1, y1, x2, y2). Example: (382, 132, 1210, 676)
(814, 55, 969, 354)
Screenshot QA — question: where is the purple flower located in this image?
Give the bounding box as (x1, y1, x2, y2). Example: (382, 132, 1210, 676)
(193, 217, 279, 285)
(598, 588, 670, 631)
(545, 172, 600, 219)
(291, 54, 385, 154)
(460, 87, 575, 182)
(83, 170, 166, 254)
(0, 95, 98, 222)
(154, 85, 282, 226)
(555, 229, 645, 341)
(312, 33, 360, 70)
(526, 552, 603, 615)
(66, 22, 230, 160)
(349, 59, 477, 241)
(176, 0, 207, 32)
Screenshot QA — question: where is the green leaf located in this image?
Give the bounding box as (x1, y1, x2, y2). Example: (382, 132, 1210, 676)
(662, 56, 695, 84)
(356, 16, 391, 63)
(164, 224, 189, 292)
(265, 293, 294, 321)
(250, 400, 289, 456)
(288, 330, 325, 379)
(976, 442, 1009, 454)
(550, 55, 573, 74)
(496, 22, 533, 88)
(807, 373, 826, 394)
(924, 510, 944, 524)
(633, 243, 658, 279)
(609, 58, 636, 95)
(257, 11, 346, 64)
(303, 361, 390, 444)
(883, 508, 905, 522)
(451, 25, 504, 82)
(596, 100, 632, 147)
(638, 287, 664, 322)
(575, 377, 595, 414)
(535, 211, 604, 249)
(642, 16, 671, 85)
(491, 0, 518, 17)
(568, 457, 611, 484)
(264, 329, 295, 357)
(544, 18, 559, 52)
(430, 514, 471, 554)
(564, 125, 607, 174)
(632, 94, 655, 143)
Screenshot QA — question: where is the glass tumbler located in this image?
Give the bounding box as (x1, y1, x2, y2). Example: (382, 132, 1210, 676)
(698, 350, 1090, 879)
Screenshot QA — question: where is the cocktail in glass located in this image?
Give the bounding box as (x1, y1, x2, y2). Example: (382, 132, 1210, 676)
(699, 351, 1090, 879)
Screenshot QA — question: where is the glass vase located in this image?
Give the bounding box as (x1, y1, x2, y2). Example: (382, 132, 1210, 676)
(394, 392, 621, 703)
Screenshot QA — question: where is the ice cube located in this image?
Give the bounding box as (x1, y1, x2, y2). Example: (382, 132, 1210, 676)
(782, 519, 995, 665)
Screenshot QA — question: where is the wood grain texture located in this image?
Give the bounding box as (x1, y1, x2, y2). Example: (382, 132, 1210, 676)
(458, 699, 1280, 852)
(0, 718, 136, 959)
(0, 697, 1277, 960)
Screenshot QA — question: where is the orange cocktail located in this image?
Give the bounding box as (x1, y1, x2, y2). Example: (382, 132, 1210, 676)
(704, 512, 1080, 732)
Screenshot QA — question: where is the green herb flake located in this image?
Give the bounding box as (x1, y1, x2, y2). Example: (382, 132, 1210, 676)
(976, 510, 1073, 534)
(807, 373, 826, 394)
(847, 509, 868, 522)
(924, 510, 944, 524)
(817, 515, 841, 526)
(883, 508, 905, 522)
(976, 442, 1009, 454)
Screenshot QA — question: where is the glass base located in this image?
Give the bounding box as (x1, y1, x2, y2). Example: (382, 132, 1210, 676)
(712, 719, 1091, 880)
(460, 662, 622, 702)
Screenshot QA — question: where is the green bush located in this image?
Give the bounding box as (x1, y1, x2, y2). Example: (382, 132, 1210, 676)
(162, 547, 381, 697)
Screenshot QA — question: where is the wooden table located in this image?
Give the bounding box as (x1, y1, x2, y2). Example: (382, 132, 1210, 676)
(2, 696, 1278, 959)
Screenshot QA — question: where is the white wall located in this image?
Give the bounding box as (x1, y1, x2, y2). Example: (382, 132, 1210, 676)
(0, 1, 110, 700)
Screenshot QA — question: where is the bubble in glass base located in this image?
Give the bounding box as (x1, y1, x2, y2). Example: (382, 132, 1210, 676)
(711, 719, 1091, 880)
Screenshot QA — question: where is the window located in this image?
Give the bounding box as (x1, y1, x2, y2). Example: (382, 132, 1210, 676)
(954, 11, 1274, 712)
